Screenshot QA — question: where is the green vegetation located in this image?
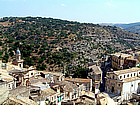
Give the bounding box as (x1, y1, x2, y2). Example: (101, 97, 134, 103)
(0, 17, 140, 78)
(72, 66, 88, 78)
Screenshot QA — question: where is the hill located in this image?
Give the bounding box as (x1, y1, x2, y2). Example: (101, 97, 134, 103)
(115, 22, 140, 34)
(0, 17, 140, 77)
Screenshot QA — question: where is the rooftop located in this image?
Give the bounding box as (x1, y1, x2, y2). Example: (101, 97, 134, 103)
(16, 96, 38, 105)
(41, 88, 57, 96)
(88, 65, 102, 75)
(31, 81, 50, 90)
(0, 69, 14, 82)
(40, 71, 64, 77)
(4, 97, 38, 105)
(6, 62, 23, 71)
(51, 81, 78, 92)
(30, 76, 49, 84)
(65, 78, 91, 83)
(113, 67, 140, 75)
(123, 77, 140, 83)
(9, 69, 26, 74)
(111, 53, 132, 58)
(135, 51, 140, 55)
(9, 86, 29, 98)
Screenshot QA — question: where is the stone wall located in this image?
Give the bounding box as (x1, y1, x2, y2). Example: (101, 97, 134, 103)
(0, 87, 9, 104)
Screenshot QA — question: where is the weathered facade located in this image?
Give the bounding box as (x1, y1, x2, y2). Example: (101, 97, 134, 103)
(88, 65, 102, 94)
(105, 67, 140, 100)
(111, 53, 136, 70)
(65, 78, 92, 92)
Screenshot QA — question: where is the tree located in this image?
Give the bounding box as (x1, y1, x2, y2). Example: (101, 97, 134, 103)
(3, 52, 9, 63)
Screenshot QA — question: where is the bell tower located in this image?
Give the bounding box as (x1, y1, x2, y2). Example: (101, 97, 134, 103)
(16, 48, 21, 61)
(13, 48, 24, 69)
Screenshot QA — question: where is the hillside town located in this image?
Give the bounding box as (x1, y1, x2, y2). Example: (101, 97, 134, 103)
(1, 47, 140, 105)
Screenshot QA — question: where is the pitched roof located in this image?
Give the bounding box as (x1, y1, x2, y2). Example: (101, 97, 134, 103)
(0, 69, 14, 82)
(89, 65, 102, 75)
(41, 88, 57, 96)
(56, 81, 78, 92)
(30, 77, 49, 84)
(8, 97, 38, 105)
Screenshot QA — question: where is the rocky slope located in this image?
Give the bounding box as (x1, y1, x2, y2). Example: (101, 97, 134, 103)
(0, 17, 140, 75)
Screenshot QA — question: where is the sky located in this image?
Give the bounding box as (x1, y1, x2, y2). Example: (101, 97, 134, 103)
(0, 0, 140, 24)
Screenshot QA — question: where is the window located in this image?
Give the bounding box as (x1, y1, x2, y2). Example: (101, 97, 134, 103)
(131, 74, 133, 77)
(124, 75, 126, 78)
(9, 84, 11, 89)
(113, 75, 115, 79)
(120, 76, 122, 79)
(118, 84, 120, 87)
(52, 97, 53, 101)
(72, 95, 74, 99)
(111, 86, 115, 93)
(31, 73, 33, 75)
(127, 74, 129, 78)
(54, 96, 56, 100)
(62, 94, 64, 100)
(134, 73, 136, 76)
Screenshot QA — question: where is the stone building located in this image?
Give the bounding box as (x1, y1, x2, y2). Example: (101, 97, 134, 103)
(65, 78, 92, 92)
(0, 69, 16, 90)
(111, 53, 137, 70)
(0, 85, 9, 105)
(88, 65, 102, 94)
(12, 48, 24, 69)
(105, 67, 140, 101)
(40, 71, 65, 83)
(50, 81, 79, 104)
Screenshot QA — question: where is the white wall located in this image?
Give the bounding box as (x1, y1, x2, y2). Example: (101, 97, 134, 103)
(119, 70, 140, 80)
(122, 79, 140, 100)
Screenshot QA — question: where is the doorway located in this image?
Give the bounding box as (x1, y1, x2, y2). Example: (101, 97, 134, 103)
(111, 86, 115, 93)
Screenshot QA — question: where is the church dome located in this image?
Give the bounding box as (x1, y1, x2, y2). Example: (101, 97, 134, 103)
(16, 48, 21, 55)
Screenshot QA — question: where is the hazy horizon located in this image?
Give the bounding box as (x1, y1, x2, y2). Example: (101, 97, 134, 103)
(1, 0, 140, 24)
